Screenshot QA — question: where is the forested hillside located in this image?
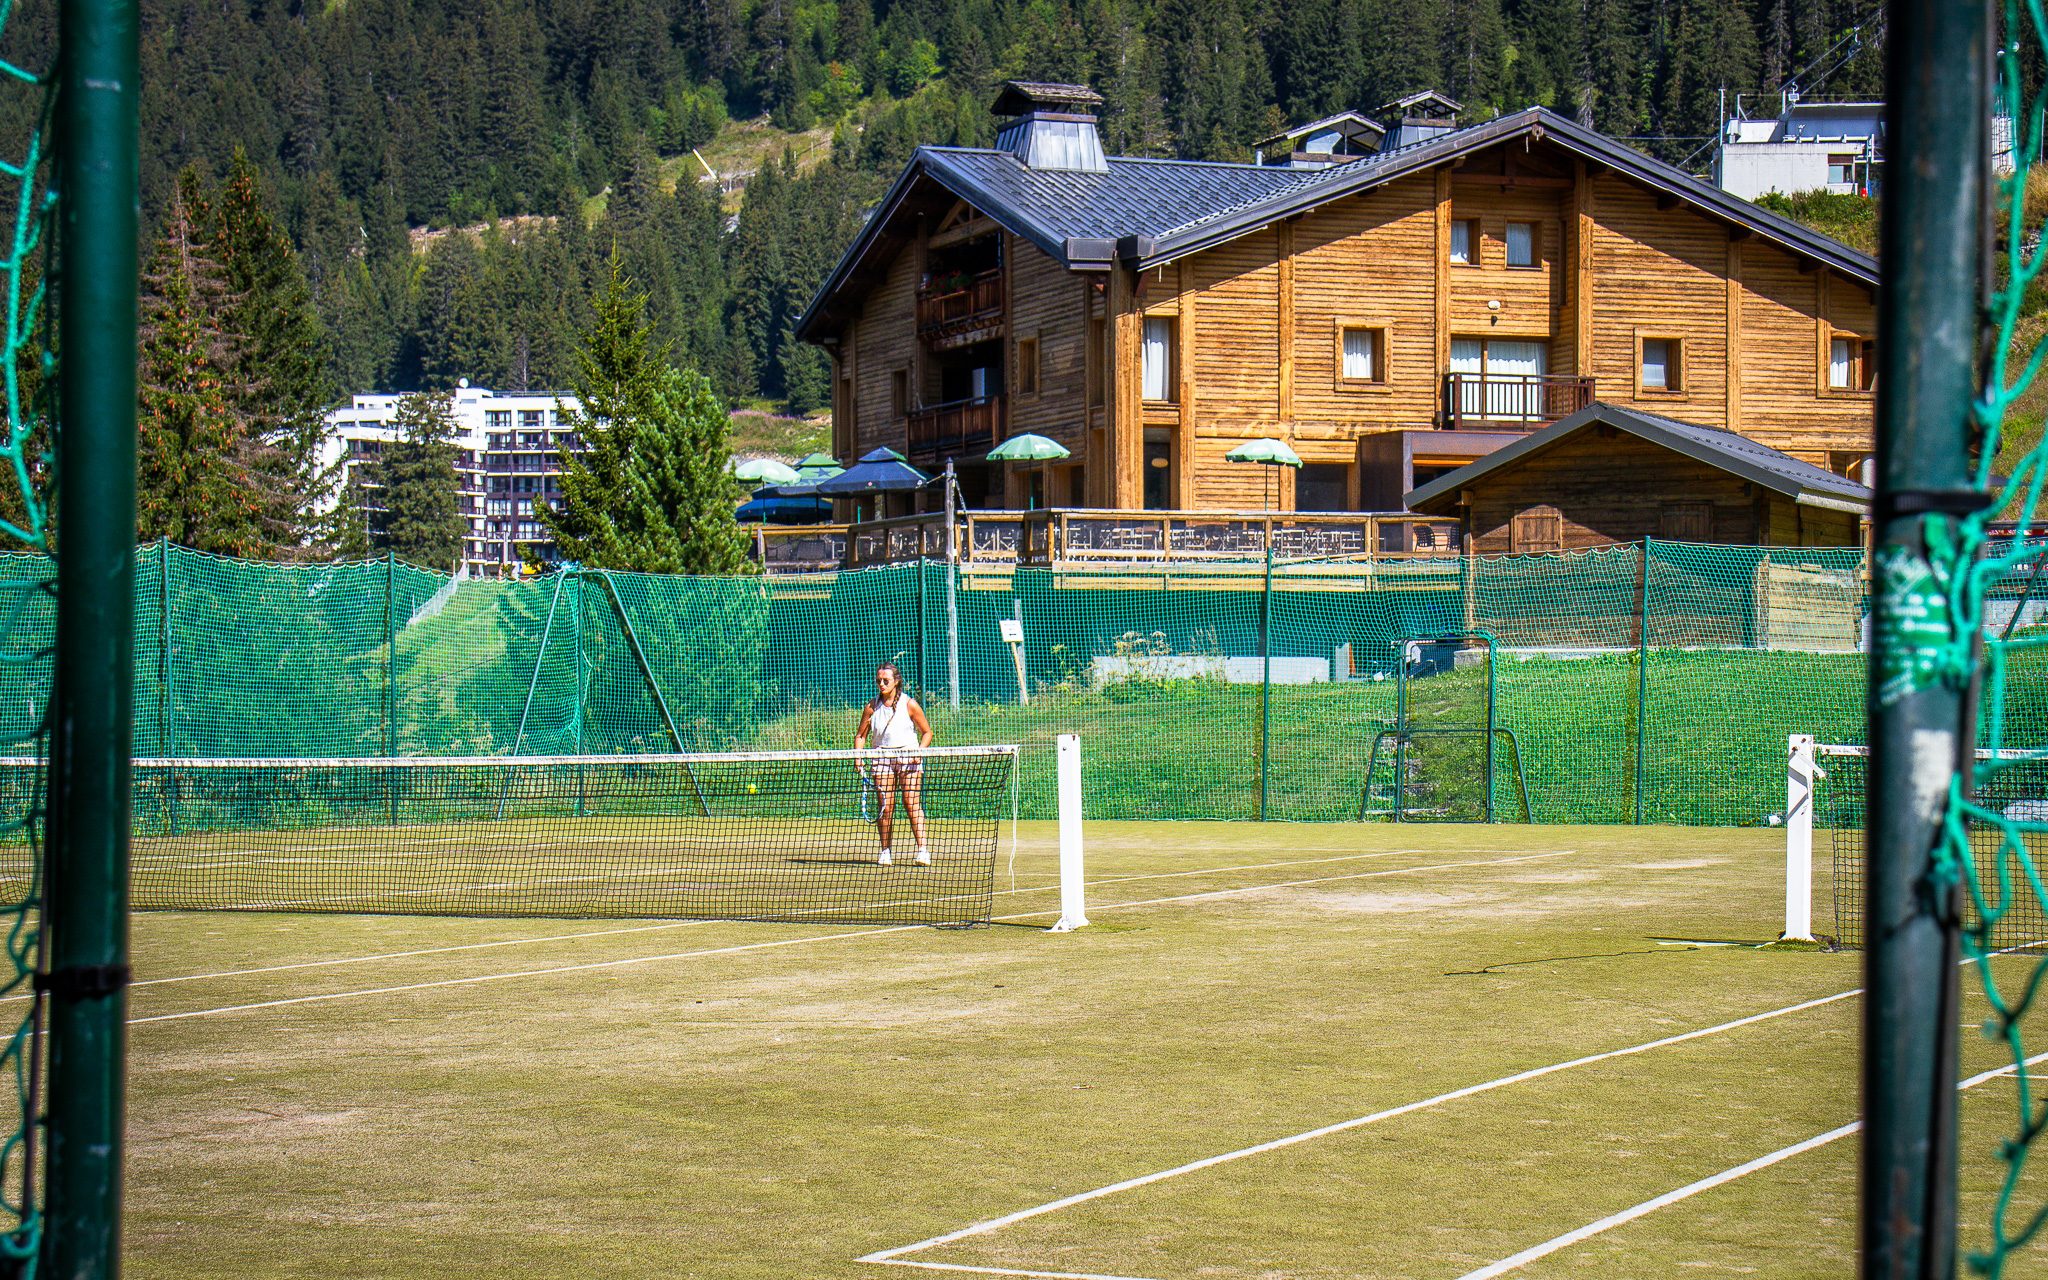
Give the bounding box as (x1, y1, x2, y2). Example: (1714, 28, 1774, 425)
(119, 0, 1881, 408)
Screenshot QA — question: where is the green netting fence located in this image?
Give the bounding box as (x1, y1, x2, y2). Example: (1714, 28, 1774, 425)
(35, 535, 2033, 833)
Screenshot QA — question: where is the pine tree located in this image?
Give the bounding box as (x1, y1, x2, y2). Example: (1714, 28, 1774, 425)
(541, 256, 756, 576)
(136, 188, 269, 556)
(373, 390, 467, 570)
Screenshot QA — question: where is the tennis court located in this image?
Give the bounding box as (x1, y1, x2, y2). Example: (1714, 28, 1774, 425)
(115, 817, 1960, 1280)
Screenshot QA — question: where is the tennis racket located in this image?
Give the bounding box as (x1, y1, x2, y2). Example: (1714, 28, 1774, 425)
(859, 770, 877, 825)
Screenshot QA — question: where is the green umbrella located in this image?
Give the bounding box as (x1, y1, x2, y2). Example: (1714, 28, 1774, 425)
(1225, 437, 1303, 513)
(1224, 438, 1303, 467)
(735, 458, 802, 485)
(987, 433, 1072, 510)
(796, 451, 842, 471)
(987, 433, 1072, 462)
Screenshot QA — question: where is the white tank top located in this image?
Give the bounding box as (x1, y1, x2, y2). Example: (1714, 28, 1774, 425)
(869, 696, 919, 750)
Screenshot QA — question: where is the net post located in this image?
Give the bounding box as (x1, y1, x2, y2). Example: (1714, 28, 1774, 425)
(1784, 734, 1816, 942)
(1050, 734, 1088, 932)
(944, 461, 961, 711)
(1863, 0, 1983, 1268)
(45, 0, 139, 1264)
(1634, 539, 1650, 824)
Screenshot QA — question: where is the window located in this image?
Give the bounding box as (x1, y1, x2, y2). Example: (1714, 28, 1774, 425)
(891, 368, 909, 418)
(1639, 336, 1684, 393)
(1337, 325, 1388, 386)
(1143, 433, 1171, 510)
(1511, 506, 1564, 553)
(1068, 465, 1086, 507)
(1828, 154, 1858, 185)
(520, 410, 544, 429)
(1450, 219, 1476, 265)
(1142, 316, 1176, 401)
(1016, 336, 1039, 397)
(1505, 221, 1536, 267)
(1449, 337, 1551, 421)
(1829, 335, 1877, 391)
(1297, 463, 1350, 512)
(485, 411, 511, 430)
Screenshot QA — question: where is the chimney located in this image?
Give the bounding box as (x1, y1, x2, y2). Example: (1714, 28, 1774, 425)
(1377, 91, 1463, 150)
(991, 81, 1109, 173)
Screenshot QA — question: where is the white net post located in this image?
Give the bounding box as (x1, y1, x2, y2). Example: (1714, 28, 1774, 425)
(1785, 733, 1816, 942)
(1051, 733, 1088, 932)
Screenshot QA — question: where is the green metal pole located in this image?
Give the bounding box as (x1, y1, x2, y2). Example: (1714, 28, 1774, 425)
(160, 540, 177, 835)
(1864, 0, 1983, 1272)
(1634, 539, 1650, 824)
(45, 0, 139, 1266)
(1259, 540, 1272, 821)
(384, 551, 397, 825)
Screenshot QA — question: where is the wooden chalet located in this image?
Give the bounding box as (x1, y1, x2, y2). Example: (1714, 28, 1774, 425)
(1405, 401, 1873, 552)
(793, 83, 1879, 526)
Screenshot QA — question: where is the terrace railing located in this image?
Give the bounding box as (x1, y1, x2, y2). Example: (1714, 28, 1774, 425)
(1442, 373, 1594, 430)
(906, 395, 1002, 464)
(914, 270, 1004, 346)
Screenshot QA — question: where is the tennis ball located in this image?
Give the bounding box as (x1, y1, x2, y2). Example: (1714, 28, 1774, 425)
(746, 783, 758, 794)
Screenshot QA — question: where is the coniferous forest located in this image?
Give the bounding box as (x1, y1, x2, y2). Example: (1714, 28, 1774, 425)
(86, 0, 1884, 414)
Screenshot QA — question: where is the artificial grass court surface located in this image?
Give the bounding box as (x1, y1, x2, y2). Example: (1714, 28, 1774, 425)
(116, 822, 2036, 1279)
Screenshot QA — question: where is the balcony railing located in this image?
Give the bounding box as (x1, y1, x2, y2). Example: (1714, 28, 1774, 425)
(915, 270, 1004, 344)
(906, 395, 1002, 463)
(1443, 373, 1595, 430)
(752, 509, 1463, 572)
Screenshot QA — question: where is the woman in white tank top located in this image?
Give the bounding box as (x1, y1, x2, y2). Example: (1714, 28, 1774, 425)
(854, 661, 933, 867)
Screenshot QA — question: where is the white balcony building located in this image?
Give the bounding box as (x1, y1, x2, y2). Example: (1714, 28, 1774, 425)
(321, 382, 587, 579)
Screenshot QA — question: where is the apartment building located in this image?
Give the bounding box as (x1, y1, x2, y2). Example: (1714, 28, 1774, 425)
(322, 382, 586, 577)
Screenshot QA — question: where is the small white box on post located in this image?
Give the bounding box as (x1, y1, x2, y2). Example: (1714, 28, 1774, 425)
(999, 616, 1029, 705)
(1784, 733, 1816, 941)
(1051, 733, 1088, 932)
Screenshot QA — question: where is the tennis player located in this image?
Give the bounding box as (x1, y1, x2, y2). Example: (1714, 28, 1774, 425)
(854, 661, 932, 867)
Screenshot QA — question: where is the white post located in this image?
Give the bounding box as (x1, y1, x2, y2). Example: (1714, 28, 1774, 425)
(1051, 733, 1088, 932)
(944, 460, 961, 711)
(1784, 733, 1816, 941)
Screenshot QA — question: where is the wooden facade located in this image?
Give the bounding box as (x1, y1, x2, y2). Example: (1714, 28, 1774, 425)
(812, 121, 1877, 526)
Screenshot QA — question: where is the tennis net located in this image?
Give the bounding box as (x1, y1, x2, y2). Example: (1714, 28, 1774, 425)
(1819, 744, 2048, 949)
(3, 747, 1018, 925)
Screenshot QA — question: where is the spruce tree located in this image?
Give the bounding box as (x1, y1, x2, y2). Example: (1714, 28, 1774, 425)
(541, 257, 755, 576)
(374, 390, 467, 570)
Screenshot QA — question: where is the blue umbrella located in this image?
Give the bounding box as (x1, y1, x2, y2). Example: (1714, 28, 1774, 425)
(812, 447, 933, 495)
(737, 492, 834, 524)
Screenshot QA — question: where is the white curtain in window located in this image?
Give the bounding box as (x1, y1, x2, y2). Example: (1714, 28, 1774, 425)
(1450, 338, 1483, 418)
(1485, 340, 1547, 418)
(1505, 222, 1533, 265)
(1143, 317, 1173, 400)
(1830, 337, 1852, 388)
(1641, 339, 1670, 389)
(1343, 328, 1375, 379)
(1451, 221, 1472, 264)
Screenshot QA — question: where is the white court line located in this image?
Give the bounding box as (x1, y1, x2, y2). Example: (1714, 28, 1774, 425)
(1449, 1047, 2048, 1280)
(126, 851, 1572, 1024)
(95, 848, 1441, 996)
(858, 986, 1860, 1268)
(870, 1263, 1160, 1280)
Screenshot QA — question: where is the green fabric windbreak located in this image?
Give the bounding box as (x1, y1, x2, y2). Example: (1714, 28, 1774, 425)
(9, 538, 1896, 832)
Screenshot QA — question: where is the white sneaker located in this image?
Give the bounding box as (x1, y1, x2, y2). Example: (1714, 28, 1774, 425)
(914, 848, 931, 866)
(877, 849, 893, 866)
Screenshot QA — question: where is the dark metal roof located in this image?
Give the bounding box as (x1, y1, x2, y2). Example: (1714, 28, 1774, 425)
(920, 149, 1313, 263)
(1404, 402, 1874, 512)
(991, 82, 1104, 115)
(794, 105, 1880, 341)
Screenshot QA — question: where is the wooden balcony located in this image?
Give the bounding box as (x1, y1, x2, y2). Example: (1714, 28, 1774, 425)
(906, 395, 1003, 464)
(914, 270, 1004, 349)
(1442, 373, 1595, 430)
(753, 509, 1463, 573)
